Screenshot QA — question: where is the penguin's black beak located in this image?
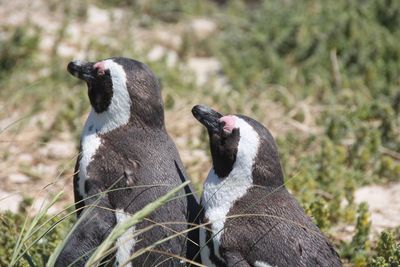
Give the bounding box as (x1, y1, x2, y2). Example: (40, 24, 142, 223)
(192, 105, 223, 133)
(67, 60, 95, 82)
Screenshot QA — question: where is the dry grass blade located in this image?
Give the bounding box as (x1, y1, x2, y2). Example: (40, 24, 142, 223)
(10, 191, 64, 266)
(0, 114, 31, 134)
(149, 249, 202, 267)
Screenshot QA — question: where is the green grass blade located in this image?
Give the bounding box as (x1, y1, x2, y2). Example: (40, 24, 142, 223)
(10, 191, 64, 266)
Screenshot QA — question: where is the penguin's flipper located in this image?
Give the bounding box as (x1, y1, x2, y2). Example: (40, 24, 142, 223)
(174, 161, 202, 264)
(73, 160, 85, 217)
(56, 195, 116, 266)
(224, 250, 251, 267)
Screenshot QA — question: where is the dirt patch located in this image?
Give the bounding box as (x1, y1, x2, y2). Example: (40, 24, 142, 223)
(355, 182, 400, 233)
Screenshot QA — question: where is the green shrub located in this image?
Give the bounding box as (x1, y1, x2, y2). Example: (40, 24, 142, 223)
(340, 202, 371, 266)
(216, 0, 400, 98)
(369, 231, 400, 267)
(0, 208, 70, 266)
(0, 26, 40, 78)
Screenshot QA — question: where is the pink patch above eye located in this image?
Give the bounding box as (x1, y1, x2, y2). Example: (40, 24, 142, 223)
(220, 115, 236, 133)
(94, 61, 106, 75)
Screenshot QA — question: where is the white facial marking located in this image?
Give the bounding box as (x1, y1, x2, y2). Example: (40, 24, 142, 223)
(77, 59, 132, 199)
(200, 116, 260, 264)
(115, 209, 135, 267)
(87, 59, 131, 133)
(254, 261, 275, 267)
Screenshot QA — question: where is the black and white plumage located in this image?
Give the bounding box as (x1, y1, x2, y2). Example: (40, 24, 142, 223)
(192, 105, 342, 267)
(56, 58, 201, 266)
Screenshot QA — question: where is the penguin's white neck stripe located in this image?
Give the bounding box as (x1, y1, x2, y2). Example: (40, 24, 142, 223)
(78, 59, 131, 198)
(200, 117, 260, 264)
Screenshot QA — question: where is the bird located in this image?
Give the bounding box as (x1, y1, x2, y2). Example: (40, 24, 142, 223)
(56, 57, 201, 266)
(191, 105, 342, 267)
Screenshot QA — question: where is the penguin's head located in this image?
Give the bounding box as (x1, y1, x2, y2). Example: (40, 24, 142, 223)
(192, 105, 284, 187)
(67, 57, 164, 129)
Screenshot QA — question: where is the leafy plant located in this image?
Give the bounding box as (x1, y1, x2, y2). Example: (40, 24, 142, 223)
(369, 230, 400, 267)
(0, 193, 70, 267)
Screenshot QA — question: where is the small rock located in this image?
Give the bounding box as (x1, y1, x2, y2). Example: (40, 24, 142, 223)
(0, 190, 22, 213)
(39, 35, 55, 52)
(190, 18, 217, 40)
(30, 112, 54, 129)
(331, 224, 355, 243)
(166, 51, 178, 67)
(66, 23, 81, 43)
(87, 6, 110, 26)
(213, 76, 232, 93)
(30, 197, 59, 215)
(18, 153, 34, 165)
(188, 57, 222, 86)
(155, 30, 182, 50)
(40, 141, 75, 159)
(191, 149, 208, 161)
(38, 67, 51, 78)
(32, 163, 58, 179)
(0, 114, 21, 131)
(147, 46, 178, 67)
(147, 45, 166, 61)
(57, 43, 78, 58)
(9, 173, 30, 184)
(8, 145, 20, 155)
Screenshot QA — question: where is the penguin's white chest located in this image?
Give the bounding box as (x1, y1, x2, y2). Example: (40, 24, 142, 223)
(77, 122, 101, 198)
(200, 169, 253, 265)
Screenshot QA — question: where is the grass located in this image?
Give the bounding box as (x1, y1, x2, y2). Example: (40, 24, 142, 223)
(10, 192, 64, 266)
(0, 0, 399, 266)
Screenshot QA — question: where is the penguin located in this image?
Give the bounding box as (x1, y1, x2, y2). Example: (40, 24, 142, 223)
(56, 57, 201, 266)
(191, 105, 342, 267)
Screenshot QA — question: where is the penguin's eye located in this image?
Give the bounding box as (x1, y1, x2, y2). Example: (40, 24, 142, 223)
(96, 68, 105, 76)
(220, 129, 230, 139)
(96, 69, 110, 79)
(94, 62, 106, 76)
(220, 128, 240, 145)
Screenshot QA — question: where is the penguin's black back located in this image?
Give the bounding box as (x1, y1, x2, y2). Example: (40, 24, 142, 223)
(220, 186, 342, 267)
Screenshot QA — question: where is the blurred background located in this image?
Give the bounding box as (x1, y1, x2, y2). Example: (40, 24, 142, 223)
(0, 0, 399, 266)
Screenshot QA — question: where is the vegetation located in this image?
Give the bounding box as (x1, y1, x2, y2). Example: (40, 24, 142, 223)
(0, 194, 70, 266)
(370, 230, 400, 267)
(0, 0, 399, 266)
